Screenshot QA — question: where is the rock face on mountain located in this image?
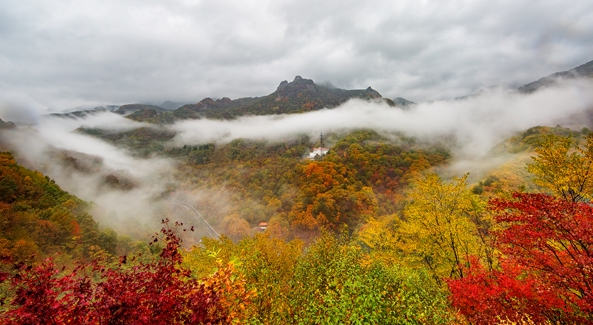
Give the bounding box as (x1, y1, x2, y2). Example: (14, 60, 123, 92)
(276, 76, 317, 100)
(518, 59, 593, 93)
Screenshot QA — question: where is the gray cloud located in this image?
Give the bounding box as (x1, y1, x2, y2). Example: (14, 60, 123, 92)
(0, 0, 592, 112)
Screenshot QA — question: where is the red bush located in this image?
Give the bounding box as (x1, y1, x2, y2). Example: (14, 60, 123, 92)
(448, 193, 593, 324)
(1, 226, 226, 325)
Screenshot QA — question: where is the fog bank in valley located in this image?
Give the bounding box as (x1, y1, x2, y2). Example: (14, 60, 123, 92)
(0, 112, 177, 235)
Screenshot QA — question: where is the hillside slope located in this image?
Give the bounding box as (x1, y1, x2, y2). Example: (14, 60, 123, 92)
(518, 59, 593, 93)
(0, 152, 128, 263)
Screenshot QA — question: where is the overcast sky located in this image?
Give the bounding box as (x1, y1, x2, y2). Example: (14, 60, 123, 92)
(1, 0, 592, 113)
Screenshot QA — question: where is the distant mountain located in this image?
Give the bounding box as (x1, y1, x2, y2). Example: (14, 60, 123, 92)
(133, 76, 402, 123)
(49, 104, 169, 120)
(392, 97, 415, 108)
(0, 118, 16, 129)
(51, 77, 413, 124)
(50, 107, 114, 119)
(114, 104, 167, 121)
(173, 96, 259, 120)
(58, 105, 120, 114)
(518, 59, 593, 93)
(176, 76, 390, 119)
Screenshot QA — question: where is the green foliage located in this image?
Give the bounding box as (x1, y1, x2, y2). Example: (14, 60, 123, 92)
(288, 232, 454, 324)
(77, 126, 176, 158)
(168, 143, 215, 164)
(493, 125, 581, 154)
(183, 231, 456, 324)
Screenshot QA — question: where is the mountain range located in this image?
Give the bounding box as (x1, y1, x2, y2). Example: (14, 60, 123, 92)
(125, 76, 406, 123)
(48, 76, 414, 123)
(42, 59, 593, 125)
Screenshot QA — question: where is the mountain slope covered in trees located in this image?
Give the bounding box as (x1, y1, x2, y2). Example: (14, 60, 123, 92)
(0, 152, 140, 265)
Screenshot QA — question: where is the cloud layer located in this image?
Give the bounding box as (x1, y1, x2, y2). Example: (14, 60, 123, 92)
(0, 0, 592, 112)
(171, 79, 593, 158)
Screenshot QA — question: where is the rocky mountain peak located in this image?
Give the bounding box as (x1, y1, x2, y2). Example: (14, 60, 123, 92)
(276, 76, 317, 100)
(365, 86, 382, 99)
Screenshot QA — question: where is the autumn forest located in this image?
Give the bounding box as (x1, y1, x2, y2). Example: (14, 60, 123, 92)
(1, 65, 593, 324)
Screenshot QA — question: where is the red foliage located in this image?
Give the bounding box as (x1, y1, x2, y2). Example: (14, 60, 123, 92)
(448, 258, 568, 324)
(448, 193, 593, 324)
(0, 225, 226, 325)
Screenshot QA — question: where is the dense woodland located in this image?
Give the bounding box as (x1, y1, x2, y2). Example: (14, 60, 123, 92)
(1, 121, 592, 324)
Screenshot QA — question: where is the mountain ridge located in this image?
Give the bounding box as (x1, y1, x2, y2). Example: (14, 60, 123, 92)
(42, 58, 593, 124)
(518, 59, 593, 93)
(166, 75, 400, 122)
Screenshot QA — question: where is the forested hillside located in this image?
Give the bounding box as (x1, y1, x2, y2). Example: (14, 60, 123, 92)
(0, 152, 142, 265)
(2, 128, 593, 324)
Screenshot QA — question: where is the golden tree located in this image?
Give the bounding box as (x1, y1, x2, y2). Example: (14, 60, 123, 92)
(527, 134, 593, 202)
(400, 173, 492, 279)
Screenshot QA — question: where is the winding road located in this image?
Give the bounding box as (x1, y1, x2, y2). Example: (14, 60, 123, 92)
(167, 200, 220, 238)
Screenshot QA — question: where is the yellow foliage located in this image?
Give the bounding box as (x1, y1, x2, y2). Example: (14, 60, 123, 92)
(526, 133, 593, 202)
(357, 215, 403, 266)
(220, 214, 251, 241)
(399, 173, 492, 279)
(265, 214, 291, 239)
(184, 234, 303, 323)
(202, 260, 257, 324)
